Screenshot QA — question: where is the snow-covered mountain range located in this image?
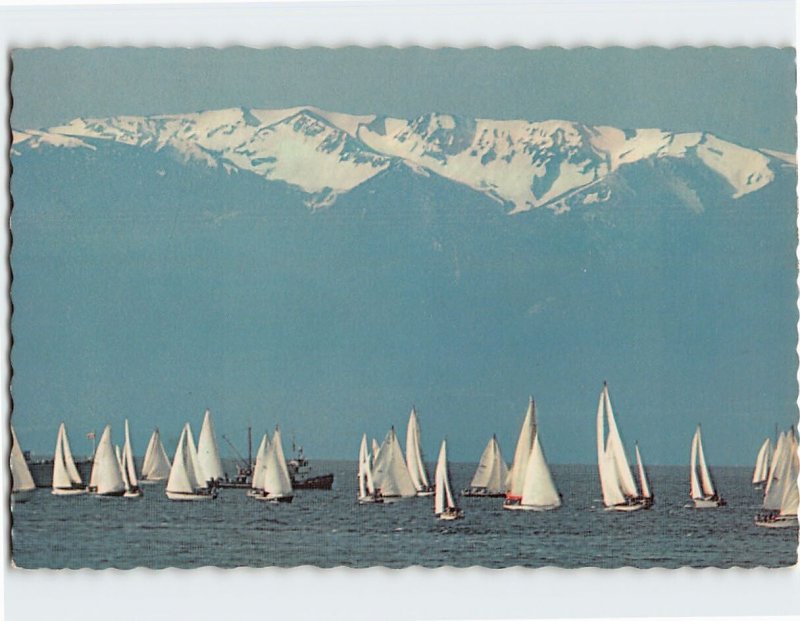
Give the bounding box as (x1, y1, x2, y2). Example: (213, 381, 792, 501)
(12, 106, 796, 212)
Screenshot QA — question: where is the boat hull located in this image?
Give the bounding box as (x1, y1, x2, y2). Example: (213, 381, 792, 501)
(437, 508, 465, 520)
(462, 488, 506, 497)
(604, 502, 646, 512)
(166, 490, 217, 501)
(124, 490, 143, 498)
(252, 494, 294, 503)
(358, 494, 384, 504)
(416, 490, 435, 497)
(691, 497, 726, 509)
(292, 474, 334, 490)
(755, 515, 798, 528)
(52, 487, 88, 496)
(515, 503, 561, 512)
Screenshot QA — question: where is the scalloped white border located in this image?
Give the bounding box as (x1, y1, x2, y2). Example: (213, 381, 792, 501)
(2, 2, 798, 621)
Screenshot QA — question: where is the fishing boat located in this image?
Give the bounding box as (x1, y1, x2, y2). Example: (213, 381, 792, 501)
(51, 423, 88, 496)
(463, 434, 508, 497)
(518, 429, 562, 511)
(752, 437, 773, 487)
(406, 407, 434, 496)
(372, 427, 417, 500)
(251, 427, 294, 503)
(287, 443, 335, 490)
(88, 425, 126, 497)
(596, 383, 646, 512)
(689, 425, 726, 508)
(755, 429, 799, 528)
(197, 409, 225, 486)
(141, 428, 171, 483)
(434, 440, 463, 520)
(11, 425, 36, 503)
(504, 396, 536, 510)
(358, 434, 383, 504)
(120, 420, 143, 498)
(166, 423, 217, 501)
(634, 443, 654, 508)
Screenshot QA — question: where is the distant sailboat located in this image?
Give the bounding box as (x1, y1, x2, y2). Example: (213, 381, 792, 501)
(434, 440, 463, 520)
(518, 430, 562, 511)
(141, 428, 171, 483)
(197, 409, 225, 485)
(52, 423, 87, 496)
(248, 432, 270, 497)
(121, 420, 143, 498)
(634, 443, 654, 508)
(10, 425, 36, 502)
(358, 434, 383, 504)
(372, 427, 417, 499)
(756, 429, 798, 528)
(89, 425, 126, 497)
(752, 438, 773, 487)
(689, 425, 725, 508)
(252, 427, 294, 503)
(596, 383, 646, 512)
(463, 434, 508, 497)
(504, 396, 536, 510)
(406, 407, 434, 496)
(166, 423, 217, 500)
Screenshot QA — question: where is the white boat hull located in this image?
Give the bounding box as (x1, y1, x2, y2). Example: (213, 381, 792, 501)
(124, 490, 143, 498)
(755, 514, 798, 528)
(52, 487, 87, 496)
(692, 497, 726, 509)
(358, 495, 384, 504)
(416, 490, 435, 497)
(437, 508, 464, 520)
(516, 503, 561, 512)
(604, 502, 646, 512)
(251, 493, 293, 503)
(166, 490, 216, 501)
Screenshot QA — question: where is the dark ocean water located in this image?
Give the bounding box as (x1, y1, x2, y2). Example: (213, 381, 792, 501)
(11, 463, 797, 569)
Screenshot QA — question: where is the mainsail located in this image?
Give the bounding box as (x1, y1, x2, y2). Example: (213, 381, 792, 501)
(506, 396, 536, 500)
(690, 426, 717, 499)
(197, 409, 225, 483)
(434, 440, 458, 515)
(141, 428, 171, 481)
(90, 425, 125, 496)
(166, 423, 205, 496)
(372, 427, 417, 498)
(261, 427, 293, 499)
(53, 423, 84, 492)
(596, 383, 638, 507)
(10, 425, 36, 493)
(635, 443, 652, 500)
(251, 433, 270, 491)
(520, 431, 561, 509)
(123, 419, 139, 490)
(405, 408, 431, 492)
(752, 438, 772, 485)
(469, 434, 509, 494)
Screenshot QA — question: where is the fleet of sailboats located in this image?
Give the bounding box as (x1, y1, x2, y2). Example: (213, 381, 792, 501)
(10, 425, 36, 502)
(755, 428, 799, 528)
(434, 440, 463, 520)
(357, 434, 383, 503)
(689, 425, 726, 508)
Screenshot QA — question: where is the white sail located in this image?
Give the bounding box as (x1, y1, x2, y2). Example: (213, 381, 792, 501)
(261, 427, 293, 498)
(635, 443, 652, 499)
(778, 435, 799, 516)
(405, 408, 431, 492)
(689, 428, 703, 499)
(753, 438, 772, 484)
(520, 432, 561, 509)
(123, 420, 139, 488)
(166, 423, 204, 495)
(764, 432, 787, 498)
(116, 445, 129, 490)
(603, 387, 639, 498)
(694, 426, 717, 497)
(371, 438, 381, 465)
(10, 425, 36, 493)
(53, 423, 83, 490)
(197, 409, 224, 483)
(372, 428, 417, 498)
(251, 433, 270, 490)
(434, 440, 458, 515)
(596, 386, 625, 507)
(90, 425, 125, 495)
(507, 396, 536, 499)
(141, 429, 171, 481)
(184, 423, 207, 489)
(763, 431, 794, 511)
(358, 434, 369, 499)
(469, 435, 509, 494)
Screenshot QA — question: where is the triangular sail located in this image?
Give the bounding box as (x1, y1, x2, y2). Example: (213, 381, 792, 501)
(405, 408, 430, 491)
(434, 440, 457, 514)
(695, 426, 716, 497)
(261, 427, 293, 497)
(635, 443, 652, 499)
(123, 420, 139, 488)
(116, 445, 129, 490)
(597, 386, 625, 507)
(372, 428, 417, 498)
(251, 433, 270, 490)
(53, 424, 80, 489)
(470, 435, 509, 493)
(185, 423, 206, 489)
(60, 423, 83, 485)
(142, 429, 171, 481)
(689, 428, 703, 499)
(753, 438, 772, 484)
(197, 409, 224, 483)
(507, 397, 536, 498)
(520, 432, 561, 509)
(90, 425, 125, 495)
(358, 435, 369, 499)
(166, 424, 204, 494)
(603, 387, 639, 498)
(10, 425, 36, 492)
(764, 431, 794, 511)
(764, 432, 787, 498)
(778, 435, 799, 516)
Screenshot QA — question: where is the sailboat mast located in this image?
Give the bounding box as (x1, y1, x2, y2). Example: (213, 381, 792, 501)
(248, 426, 253, 469)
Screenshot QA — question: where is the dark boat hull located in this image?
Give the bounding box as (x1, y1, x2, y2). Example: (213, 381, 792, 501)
(291, 473, 334, 490)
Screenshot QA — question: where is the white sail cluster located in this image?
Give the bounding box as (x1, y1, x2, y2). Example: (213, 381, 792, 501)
(249, 427, 294, 502)
(464, 435, 508, 496)
(756, 428, 799, 528)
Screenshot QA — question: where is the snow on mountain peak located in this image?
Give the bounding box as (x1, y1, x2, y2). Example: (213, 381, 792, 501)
(14, 106, 793, 212)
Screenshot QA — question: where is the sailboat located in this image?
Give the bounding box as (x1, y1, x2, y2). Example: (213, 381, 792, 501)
(120, 420, 143, 498)
(634, 443, 654, 508)
(166, 423, 217, 500)
(358, 434, 383, 504)
(752, 438, 773, 487)
(756, 429, 799, 528)
(197, 409, 225, 486)
(141, 428, 171, 483)
(504, 396, 536, 510)
(518, 430, 562, 511)
(596, 383, 646, 511)
(251, 427, 294, 502)
(463, 434, 508, 497)
(11, 425, 36, 502)
(52, 423, 87, 495)
(406, 408, 434, 496)
(434, 440, 463, 520)
(88, 425, 126, 497)
(372, 427, 417, 500)
(688, 425, 726, 508)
